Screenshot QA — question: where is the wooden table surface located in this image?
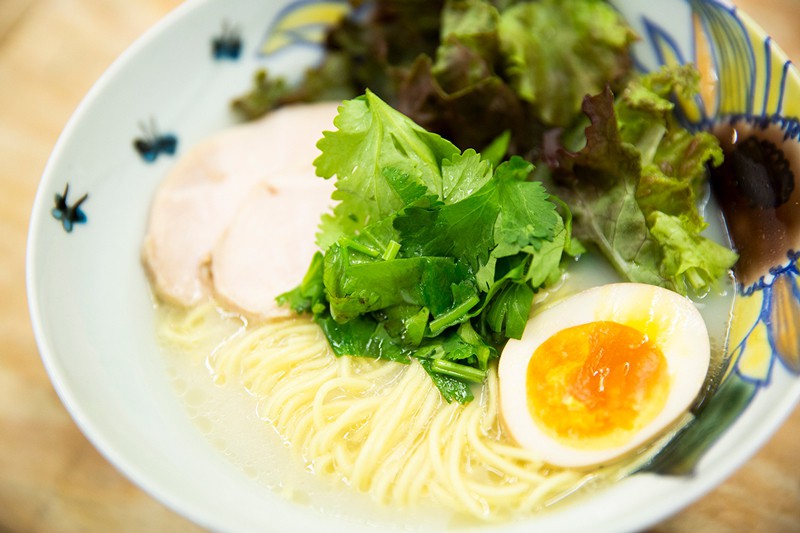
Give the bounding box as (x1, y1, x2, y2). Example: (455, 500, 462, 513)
(1, 1, 798, 531)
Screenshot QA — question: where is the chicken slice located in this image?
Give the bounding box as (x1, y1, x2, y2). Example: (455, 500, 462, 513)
(210, 175, 331, 320)
(142, 102, 340, 307)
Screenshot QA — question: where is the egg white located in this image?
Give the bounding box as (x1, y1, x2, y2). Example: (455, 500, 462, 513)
(498, 283, 710, 468)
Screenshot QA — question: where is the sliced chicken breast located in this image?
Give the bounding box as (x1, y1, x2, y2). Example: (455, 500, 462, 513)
(142, 102, 339, 307)
(210, 176, 331, 319)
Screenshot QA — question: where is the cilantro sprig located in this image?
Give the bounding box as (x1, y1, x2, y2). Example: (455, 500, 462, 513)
(279, 90, 576, 403)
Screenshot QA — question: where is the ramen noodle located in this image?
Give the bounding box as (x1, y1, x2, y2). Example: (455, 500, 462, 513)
(156, 301, 683, 520)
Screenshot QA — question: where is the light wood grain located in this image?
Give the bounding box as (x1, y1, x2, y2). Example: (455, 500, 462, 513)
(0, 1, 797, 532)
(0, 2, 201, 531)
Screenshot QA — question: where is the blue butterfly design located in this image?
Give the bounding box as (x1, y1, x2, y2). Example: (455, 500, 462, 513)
(51, 183, 88, 233)
(213, 20, 242, 60)
(134, 118, 177, 163)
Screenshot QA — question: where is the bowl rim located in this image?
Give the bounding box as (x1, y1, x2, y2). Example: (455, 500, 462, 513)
(24, 0, 233, 530)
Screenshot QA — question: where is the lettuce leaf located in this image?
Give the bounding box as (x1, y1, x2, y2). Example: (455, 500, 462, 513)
(235, 0, 637, 165)
(232, 0, 446, 120)
(649, 213, 738, 295)
(498, 0, 636, 127)
(556, 66, 736, 295)
(620, 66, 724, 229)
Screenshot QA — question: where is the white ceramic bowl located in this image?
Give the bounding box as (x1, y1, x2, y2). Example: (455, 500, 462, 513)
(27, 1, 800, 531)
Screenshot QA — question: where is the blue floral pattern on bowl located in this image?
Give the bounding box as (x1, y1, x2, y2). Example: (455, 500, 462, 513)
(615, 0, 800, 472)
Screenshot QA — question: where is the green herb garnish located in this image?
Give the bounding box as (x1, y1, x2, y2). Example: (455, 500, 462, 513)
(279, 91, 576, 402)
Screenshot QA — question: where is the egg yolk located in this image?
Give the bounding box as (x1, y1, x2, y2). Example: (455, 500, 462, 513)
(526, 321, 669, 449)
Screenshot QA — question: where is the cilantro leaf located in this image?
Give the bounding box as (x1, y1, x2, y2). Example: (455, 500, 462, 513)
(482, 281, 534, 339)
(418, 358, 473, 403)
(394, 180, 499, 271)
(315, 90, 460, 248)
(493, 157, 558, 252)
(276, 252, 326, 314)
(316, 313, 411, 363)
(395, 155, 558, 273)
(323, 243, 474, 322)
(441, 149, 494, 203)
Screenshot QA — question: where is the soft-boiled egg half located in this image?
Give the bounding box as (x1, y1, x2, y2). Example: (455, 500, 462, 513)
(498, 283, 710, 468)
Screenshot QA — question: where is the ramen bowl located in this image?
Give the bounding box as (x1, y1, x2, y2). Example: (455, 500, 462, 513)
(26, 1, 800, 531)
